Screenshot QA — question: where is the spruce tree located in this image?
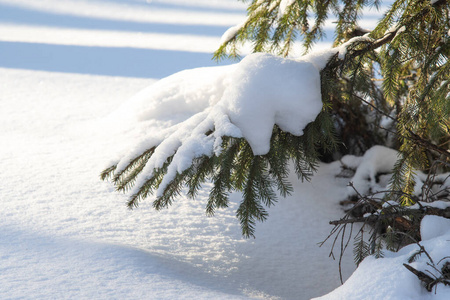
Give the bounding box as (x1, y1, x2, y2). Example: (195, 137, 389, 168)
(102, 0, 450, 238)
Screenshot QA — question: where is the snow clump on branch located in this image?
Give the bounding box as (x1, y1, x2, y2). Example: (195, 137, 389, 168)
(108, 51, 334, 198)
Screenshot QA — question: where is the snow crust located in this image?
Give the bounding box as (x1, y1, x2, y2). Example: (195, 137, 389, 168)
(0, 24, 227, 54)
(111, 65, 236, 126)
(337, 35, 373, 60)
(341, 145, 449, 200)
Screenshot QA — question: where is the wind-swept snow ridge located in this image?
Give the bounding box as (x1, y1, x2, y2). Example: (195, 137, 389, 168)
(112, 50, 334, 198)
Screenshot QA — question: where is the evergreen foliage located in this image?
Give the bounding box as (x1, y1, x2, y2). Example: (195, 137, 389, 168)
(102, 116, 337, 238)
(102, 0, 450, 238)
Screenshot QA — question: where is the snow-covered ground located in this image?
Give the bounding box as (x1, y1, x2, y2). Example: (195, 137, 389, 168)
(1, 0, 449, 299)
(0, 68, 356, 299)
(0, 1, 353, 299)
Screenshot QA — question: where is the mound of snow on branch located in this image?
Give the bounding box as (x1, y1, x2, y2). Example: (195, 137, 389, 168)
(340, 145, 448, 199)
(111, 52, 327, 196)
(341, 145, 398, 196)
(110, 65, 236, 127)
(219, 52, 322, 155)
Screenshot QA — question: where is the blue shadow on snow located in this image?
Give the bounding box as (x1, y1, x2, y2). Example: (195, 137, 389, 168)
(0, 41, 230, 78)
(0, 3, 229, 36)
(96, 0, 245, 14)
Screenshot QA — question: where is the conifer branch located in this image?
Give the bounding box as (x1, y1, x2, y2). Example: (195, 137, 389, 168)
(329, 206, 450, 226)
(407, 131, 450, 160)
(102, 0, 450, 240)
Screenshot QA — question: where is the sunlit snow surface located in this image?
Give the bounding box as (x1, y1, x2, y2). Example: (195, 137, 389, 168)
(0, 67, 357, 300)
(0, 1, 352, 299)
(1, 1, 449, 300)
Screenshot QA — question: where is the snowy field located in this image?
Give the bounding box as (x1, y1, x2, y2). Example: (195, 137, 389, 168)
(1, 0, 449, 299)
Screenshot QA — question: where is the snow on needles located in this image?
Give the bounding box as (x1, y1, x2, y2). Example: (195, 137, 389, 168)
(112, 51, 327, 198)
(278, 0, 296, 19)
(219, 20, 246, 45)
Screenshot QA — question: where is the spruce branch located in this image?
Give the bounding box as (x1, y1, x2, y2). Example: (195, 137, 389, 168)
(329, 206, 450, 226)
(102, 0, 450, 240)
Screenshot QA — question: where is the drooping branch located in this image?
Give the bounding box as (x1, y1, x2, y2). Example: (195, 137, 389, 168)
(101, 51, 336, 238)
(102, 0, 450, 240)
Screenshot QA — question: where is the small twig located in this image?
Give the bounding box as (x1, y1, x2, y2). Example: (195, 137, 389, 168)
(352, 93, 397, 122)
(391, 232, 434, 264)
(403, 263, 436, 292)
(437, 256, 450, 265)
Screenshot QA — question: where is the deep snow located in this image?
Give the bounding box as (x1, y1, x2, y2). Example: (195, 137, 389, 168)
(0, 67, 361, 299)
(0, 68, 357, 299)
(0, 1, 354, 299)
(1, 0, 449, 300)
